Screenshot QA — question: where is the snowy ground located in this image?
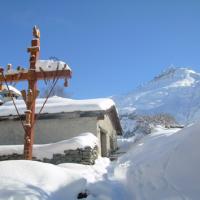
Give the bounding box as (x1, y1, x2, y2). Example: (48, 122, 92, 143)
(1, 124, 200, 200)
(115, 125, 200, 199)
(0, 160, 86, 200)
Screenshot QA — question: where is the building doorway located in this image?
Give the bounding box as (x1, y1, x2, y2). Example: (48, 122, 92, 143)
(100, 130, 107, 157)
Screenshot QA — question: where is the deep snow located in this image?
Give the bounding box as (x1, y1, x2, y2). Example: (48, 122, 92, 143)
(114, 125, 200, 199)
(1, 123, 200, 199)
(0, 160, 86, 200)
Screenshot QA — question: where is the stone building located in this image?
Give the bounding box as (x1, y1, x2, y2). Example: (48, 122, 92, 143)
(0, 96, 122, 157)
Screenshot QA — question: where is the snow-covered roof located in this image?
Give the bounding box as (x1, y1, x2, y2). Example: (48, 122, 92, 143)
(0, 85, 21, 96)
(36, 60, 71, 72)
(0, 96, 115, 117)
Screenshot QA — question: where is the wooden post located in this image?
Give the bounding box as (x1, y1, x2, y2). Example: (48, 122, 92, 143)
(0, 26, 72, 160)
(24, 26, 40, 160)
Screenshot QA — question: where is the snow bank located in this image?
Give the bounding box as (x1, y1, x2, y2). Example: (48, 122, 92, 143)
(0, 160, 86, 200)
(59, 157, 110, 184)
(0, 132, 98, 159)
(0, 157, 112, 200)
(114, 124, 200, 199)
(0, 96, 115, 117)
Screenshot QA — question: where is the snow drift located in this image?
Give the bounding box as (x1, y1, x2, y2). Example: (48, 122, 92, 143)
(0, 160, 86, 200)
(114, 124, 200, 199)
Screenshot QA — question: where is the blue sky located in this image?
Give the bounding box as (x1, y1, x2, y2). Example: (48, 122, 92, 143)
(0, 0, 200, 98)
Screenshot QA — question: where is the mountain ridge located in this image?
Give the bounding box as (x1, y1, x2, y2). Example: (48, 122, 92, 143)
(113, 66, 200, 135)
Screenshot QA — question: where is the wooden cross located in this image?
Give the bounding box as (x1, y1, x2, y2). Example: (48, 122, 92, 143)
(0, 26, 72, 160)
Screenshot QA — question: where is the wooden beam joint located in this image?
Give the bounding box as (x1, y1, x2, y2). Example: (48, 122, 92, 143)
(27, 46, 40, 53)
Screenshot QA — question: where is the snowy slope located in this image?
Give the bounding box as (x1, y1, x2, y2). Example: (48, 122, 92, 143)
(114, 123, 200, 199)
(113, 67, 200, 134)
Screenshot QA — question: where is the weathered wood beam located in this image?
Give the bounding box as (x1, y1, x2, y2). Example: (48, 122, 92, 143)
(0, 70, 71, 82)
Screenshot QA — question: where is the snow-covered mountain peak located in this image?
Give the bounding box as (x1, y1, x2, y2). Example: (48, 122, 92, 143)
(153, 67, 198, 81)
(113, 67, 200, 129)
(149, 67, 200, 89)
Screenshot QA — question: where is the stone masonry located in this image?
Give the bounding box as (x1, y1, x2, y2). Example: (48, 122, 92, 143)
(0, 145, 99, 165)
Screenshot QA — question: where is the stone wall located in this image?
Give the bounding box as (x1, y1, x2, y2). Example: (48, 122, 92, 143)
(0, 145, 99, 165)
(0, 115, 97, 145)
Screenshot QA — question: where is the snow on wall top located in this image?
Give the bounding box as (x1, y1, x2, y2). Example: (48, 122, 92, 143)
(0, 132, 98, 159)
(36, 60, 71, 72)
(0, 96, 115, 117)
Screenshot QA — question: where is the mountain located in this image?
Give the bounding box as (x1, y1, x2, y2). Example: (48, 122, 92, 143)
(113, 67, 200, 135)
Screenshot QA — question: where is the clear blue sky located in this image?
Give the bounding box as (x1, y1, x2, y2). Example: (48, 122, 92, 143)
(0, 0, 200, 99)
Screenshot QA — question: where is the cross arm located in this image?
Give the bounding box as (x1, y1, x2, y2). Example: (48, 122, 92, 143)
(0, 68, 72, 83)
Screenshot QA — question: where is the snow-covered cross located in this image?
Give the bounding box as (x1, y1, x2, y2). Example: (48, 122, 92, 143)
(0, 26, 72, 160)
